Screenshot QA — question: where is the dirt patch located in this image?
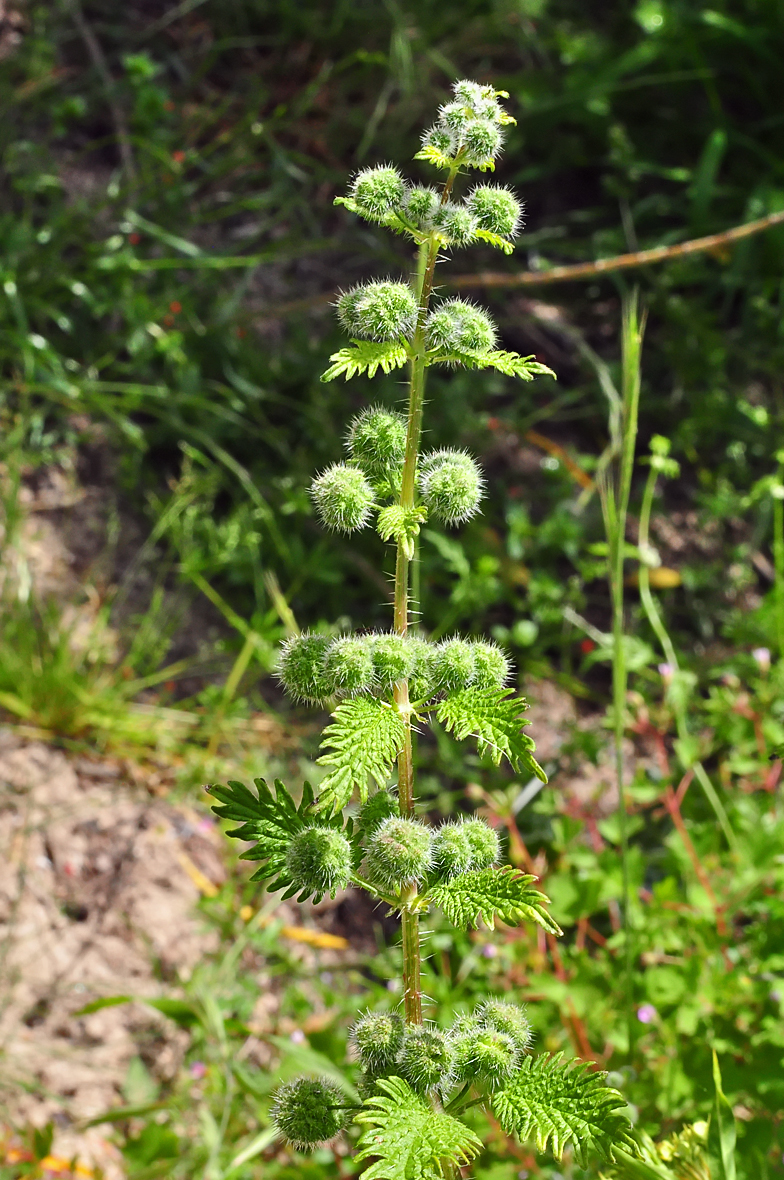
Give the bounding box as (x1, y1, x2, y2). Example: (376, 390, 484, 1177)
(0, 733, 225, 1176)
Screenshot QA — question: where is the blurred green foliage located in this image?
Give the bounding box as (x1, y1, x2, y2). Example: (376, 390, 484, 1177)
(2, 0, 784, 1176)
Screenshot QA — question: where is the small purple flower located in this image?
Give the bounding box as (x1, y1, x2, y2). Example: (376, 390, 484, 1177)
(189, 1061, 207, 1079)
(637, 1003, 657, 1025)
(753, 647, 771, 674)
(658, 663, 674, 684)
(290, 1028, 306, 1044)
(480, 943, 498, 959)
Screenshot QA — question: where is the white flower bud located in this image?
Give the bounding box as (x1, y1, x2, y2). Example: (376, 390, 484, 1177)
(336, 280, 417, 341)
(310, 463, 375, 532)
(433, 202, 478, 247)
(425, 300, 497, 353)
(467, 185, 523, 238)
(350, 165, 406, 220)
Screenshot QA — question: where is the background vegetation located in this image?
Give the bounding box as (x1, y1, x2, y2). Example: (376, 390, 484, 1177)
(1, 0, 784, 1176)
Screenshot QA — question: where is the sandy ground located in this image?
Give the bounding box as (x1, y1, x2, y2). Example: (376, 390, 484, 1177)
(0, 732, 226, 1177)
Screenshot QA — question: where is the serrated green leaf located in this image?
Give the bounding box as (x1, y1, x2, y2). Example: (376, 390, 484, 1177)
(377, 504, 428, 558)
(426, 348, 556, 381)
(321, 340, 409, 383)
(356, 1076, 482, 1180)
(493, 1054, 635, 1166)
(317, 697, 406, 811)
(207, 778, 341, 898)
(413, 145, 457, 171)
(435, 687, 547, 780)
(474, 228, 515, 255)
(430, 866, 561, 934)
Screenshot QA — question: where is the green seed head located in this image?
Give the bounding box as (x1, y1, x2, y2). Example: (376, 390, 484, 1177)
(421, 123, 457, 159)
(462, 817, 500, 868)
(369, 632, 414, 692)
(311, 464, 374, 532)
(277, 632, 330, 703)
(450, 1026, 518, 1087)
(425, 299, 497, 353)
(365, 816, 432, 889)
(477, 1000, 532, 1054)
(451, 80, 485, 109)
(431, 822, 474, 880)
(358, 789, 400, 838)
(463, 119, 503, 167)
(404, 185, 440, 228)
(467, 185, 523, 238)
(407, 637, 437, 702)
(350, 165, 406, 220)
(271, 1076, 348, 1151)
(432, 638, 476, 692)
(337, 280, 417, 341)
(439, 100, 473, 135)
(346, 406, 407, 475)
(418, 450, 484, 525)
(286, 826, 353, 897)
(433, 202, 478, 248)
(323, 635, 375, 697)
(399, 1025, 453, 1094)
(471, 640, 512, 689)
(351, 1010, 405, 1072)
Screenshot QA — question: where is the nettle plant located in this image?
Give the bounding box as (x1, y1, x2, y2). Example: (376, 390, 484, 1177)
(209, 82, 633, 1175)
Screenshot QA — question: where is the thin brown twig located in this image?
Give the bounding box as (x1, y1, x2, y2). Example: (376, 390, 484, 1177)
(447, 208, 784, 289)
(64, 0, 136, 185)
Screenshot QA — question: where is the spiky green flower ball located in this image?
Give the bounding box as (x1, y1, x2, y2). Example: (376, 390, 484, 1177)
(439, 100, 473, 135)
(365, 816, 432, 888)
(350, 165, 406, 219)
(399, 1025, 453, 1094)
(478, 999, 532, 1054)
(323, 635, 375, 696)
(471, 640, 512, 689)
(337, 280, 418, 341)
(286, 826, 353, 897)
(463, 119, 503, 167)
(451, 1026, 518, 1087)
(462, 817, 500, 868)
(311, 464, 374, 532)
(425, 300, 497, 354)
(369, 632, 414, 692)
(418, 451, 484, 525)
(432, 638, 476, 692)
(421, 123, 456, 158)
(346, 406, 407, 475)
(351, 1011, 405, 1072)
(467, 185, 523, 238)
(277, 632, 330, 703)
(451, 79, 485, 108)
(271, 1076, 348, 1151)
(358, 790, 400, 838)
(433, 202, 478, 248)
(431, 822, 474, 879)
(408, 637, 436, 701)
(404, 185, 440, 228)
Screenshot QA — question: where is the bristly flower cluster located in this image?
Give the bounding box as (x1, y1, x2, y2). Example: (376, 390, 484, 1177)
(209, 79, 633, 1176)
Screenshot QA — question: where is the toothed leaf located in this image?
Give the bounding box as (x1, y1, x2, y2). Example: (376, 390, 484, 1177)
(426, 348, 555, 380)
(317, 697, 406, 812)
(377, 504, 428, 558)
(435, 687, 547, 780)
(321, 340, 409, 383)
(493, 1054, 635, 1166)
(430, 866, 561, 934)
(356, 1075, 482, 1180)
(474, 228, 516, 255)
(206, 778, 345, 900)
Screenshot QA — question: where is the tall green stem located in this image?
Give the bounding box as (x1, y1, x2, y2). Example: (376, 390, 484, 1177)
(638, 463, 738, 852)
(601, 291, 643, 1062)
(773, 459, 784, 663)
(394, 218, 447, 1024)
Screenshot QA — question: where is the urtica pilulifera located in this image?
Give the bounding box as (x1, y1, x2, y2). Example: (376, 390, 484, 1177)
(210, 79, 632, 1173)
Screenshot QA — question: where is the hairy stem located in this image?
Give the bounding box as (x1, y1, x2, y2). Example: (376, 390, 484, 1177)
(394, 177, 456, 1022)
